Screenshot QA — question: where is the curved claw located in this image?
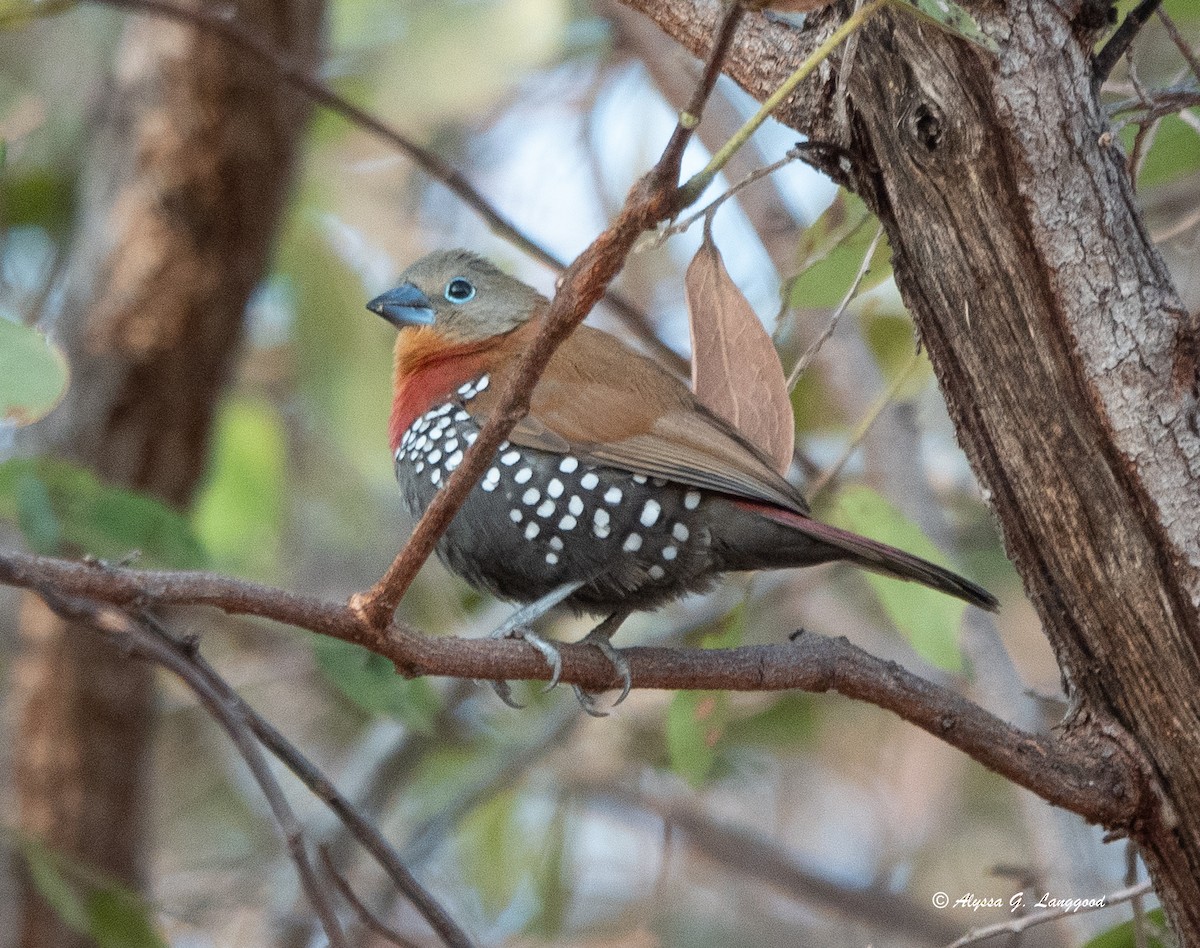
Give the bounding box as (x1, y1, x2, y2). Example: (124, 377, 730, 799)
(584, 633, 632, 707)
(571, 683, 610, 718)
(569, 614, 633, 714)
(488, 678, 525, 709)
(520, 630, 563, 692)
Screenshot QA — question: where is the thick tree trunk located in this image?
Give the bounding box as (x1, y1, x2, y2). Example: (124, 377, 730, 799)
(11, 2, 322, 944)
(619, 0, 1200, 941)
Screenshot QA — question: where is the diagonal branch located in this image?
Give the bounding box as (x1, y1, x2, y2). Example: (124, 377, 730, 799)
(38, 594, 351, 948)
(33, 589, 476, 948)
(82, 0, 681, 370)
(350, 1, 749, 628)
(0, 548, 1146, 829)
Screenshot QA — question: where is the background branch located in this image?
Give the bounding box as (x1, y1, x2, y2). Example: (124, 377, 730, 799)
(85, 0, 684, 371)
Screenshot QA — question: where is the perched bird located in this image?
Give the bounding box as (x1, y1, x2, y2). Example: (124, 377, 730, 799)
(370, 250, 997, 710)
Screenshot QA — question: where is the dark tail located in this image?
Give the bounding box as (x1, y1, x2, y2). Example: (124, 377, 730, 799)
(737, 501, 999, 612)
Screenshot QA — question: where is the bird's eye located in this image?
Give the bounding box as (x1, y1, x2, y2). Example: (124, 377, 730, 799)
(444, 278, 475, 303)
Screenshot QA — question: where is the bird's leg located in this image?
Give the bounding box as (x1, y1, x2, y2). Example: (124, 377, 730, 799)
(487, 580, 587, 706)
(571, 610, 634, 718)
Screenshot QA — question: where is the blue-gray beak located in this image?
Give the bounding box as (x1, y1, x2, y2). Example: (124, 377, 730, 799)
(367, 283, 436, 328)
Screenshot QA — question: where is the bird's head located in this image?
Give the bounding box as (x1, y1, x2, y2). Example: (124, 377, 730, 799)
(368, 249, 546, 345)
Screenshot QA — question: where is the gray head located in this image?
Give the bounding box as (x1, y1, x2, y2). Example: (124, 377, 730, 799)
(368, 249, 547, 343)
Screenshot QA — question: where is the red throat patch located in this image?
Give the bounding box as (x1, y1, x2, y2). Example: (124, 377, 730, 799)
(389, 329, 494, 451)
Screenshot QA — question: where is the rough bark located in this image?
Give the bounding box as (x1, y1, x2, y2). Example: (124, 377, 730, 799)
(11, 1, 322, 944)
(617, 0, 1200, 940)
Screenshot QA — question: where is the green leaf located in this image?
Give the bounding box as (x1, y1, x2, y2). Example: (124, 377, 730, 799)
(0, 317, 68, 426)
(0, 458, 207, 567)
(313, 636, 439, 732)
(1082, 908, 1167, 948)
(23, 843, 90, 933)
(458, 788, 534, 915)
(85, 891, 168, 948)
(862, 311, 933, 401)
(191, 398, 285, 577)
(828, 484, 966, 670)
(0, 0, 76, 30)
(1, 168, 76, 234)
(899, 0, 999, 52)
(666, 690, 727, 787)
(22, 843, 167, 948)
(787, 193, 893, 310)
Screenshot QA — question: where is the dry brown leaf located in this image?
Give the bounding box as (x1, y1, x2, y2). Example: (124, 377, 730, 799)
(686, 230, 795, 475)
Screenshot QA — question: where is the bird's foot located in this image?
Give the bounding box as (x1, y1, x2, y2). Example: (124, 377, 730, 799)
(570, 612, 633, 718)
(484, 581, 585, 707)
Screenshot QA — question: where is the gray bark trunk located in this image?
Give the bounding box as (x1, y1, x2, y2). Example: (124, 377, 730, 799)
(620, 0, 1200, 940)
(12, 2, 323, 944)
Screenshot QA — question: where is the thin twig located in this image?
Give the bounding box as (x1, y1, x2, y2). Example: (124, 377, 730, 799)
(1151, 201, 1200, 243)
(807, 345, 921, 500)
(1124, 841, 1149, 948)
(647, 147, 801, 248)
(350, 1, 748, 628)
(1157, 9, 1200, 83)
(0, 550, 1142, 828)
(944, 880, 1155, 948)
(79, 0, 682, 370)
(134, 612, 476, 948)
(785, 222, 885, 390)
(579, 783, 960, 942)
(39, 595, 350, 948)
(1093, 0, 1164, 84)
(319, 848, 420, 948)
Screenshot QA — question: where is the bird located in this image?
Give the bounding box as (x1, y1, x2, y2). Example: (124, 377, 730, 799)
(369, 249, 997, 711)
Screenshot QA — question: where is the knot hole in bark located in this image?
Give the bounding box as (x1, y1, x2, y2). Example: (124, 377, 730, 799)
(911, 101, 943, 152)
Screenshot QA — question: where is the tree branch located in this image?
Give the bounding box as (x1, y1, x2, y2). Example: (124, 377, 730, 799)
(349, 0, 748, 627)
(0, 548, 1145, 829)
(1093, 0, 1164, 84)
(32, 589, 476, 948)
(39, 594, 351, 948)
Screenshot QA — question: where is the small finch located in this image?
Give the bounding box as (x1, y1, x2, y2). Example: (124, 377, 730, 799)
(371, 250, 996, 709)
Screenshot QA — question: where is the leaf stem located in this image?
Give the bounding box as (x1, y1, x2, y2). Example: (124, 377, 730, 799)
(679, 0, 891, 205)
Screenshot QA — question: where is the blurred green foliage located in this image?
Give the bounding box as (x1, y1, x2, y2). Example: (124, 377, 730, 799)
(22, 842, 167, 948)
(1084, 908, 1169, 948)
(828, 484, 966, 671)
(313, 635, 440, 731)
(191, 398, 284, 578)
(0, 458, 206, 567)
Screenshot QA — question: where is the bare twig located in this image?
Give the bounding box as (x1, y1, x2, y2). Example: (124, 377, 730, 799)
(0, 549, 1143, 828)
(129, 613, 476, 948)
(320, 848, 421, 948)
(1093, 0, 1164, 84)
(349, 1, 748, 629)
(81, 0, 681, 370)
(39, 595, 350, 948)
(944, 880, 1155, 948)
(25, 583, 474, 947)
(646, 147, 801, 248)
(1157, 9, 1200, 83)
(1151, 202, 1200, 244)
(785, 221, 885, 390)
(580, 783, 961, 942)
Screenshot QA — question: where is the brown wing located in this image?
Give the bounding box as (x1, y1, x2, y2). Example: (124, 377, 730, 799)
(471, 325, 810, 514)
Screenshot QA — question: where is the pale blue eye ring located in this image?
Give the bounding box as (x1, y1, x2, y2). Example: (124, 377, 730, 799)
(445, 278, 475, 303)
